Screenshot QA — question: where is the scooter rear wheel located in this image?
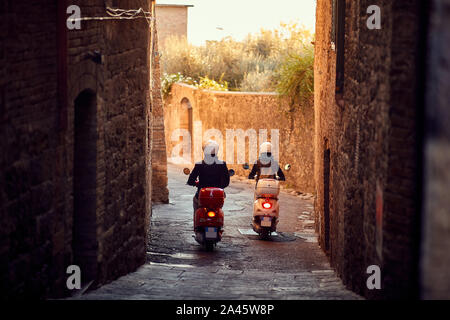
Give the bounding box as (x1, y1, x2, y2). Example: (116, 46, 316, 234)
(260, 228, 271, 240)
(205, 241, 215, 251)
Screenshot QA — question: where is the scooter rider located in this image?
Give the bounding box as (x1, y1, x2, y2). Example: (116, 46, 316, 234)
(248, 142, 285, 183)
(187, 140, 230, 213)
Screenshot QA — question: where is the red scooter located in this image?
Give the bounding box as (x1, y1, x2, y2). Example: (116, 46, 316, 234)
(184, 168, 234, 251)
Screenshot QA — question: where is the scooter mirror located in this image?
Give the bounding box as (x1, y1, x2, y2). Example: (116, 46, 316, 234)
(284, 164, 291, 171)
(243, 163, 250, 170)
(183, 168, 191, 175)
(228, 169, 235, 177)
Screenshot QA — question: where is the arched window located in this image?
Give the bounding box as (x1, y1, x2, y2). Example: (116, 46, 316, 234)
(180, 97, 193, 136)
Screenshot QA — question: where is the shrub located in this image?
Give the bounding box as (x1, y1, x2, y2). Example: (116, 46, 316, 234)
(161, 72, 197, 99)
(160, 23, 314, 95)
(161, 73, 228, 99)
(240, 69, 275, 92)
(275, 47, 314, 108)
(197, 75, 228, 91)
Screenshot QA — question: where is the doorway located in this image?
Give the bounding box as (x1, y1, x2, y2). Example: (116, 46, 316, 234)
(73, 89, 98, 285)
(180, 97, 193, 162)
(323, 146, 331, 253)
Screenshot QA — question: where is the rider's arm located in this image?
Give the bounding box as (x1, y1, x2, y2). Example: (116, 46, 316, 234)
(277, 166, 286, 181)
(187, 164, 200, 186)
(221, 162, 230, 188)
(248, 162, 258, 179)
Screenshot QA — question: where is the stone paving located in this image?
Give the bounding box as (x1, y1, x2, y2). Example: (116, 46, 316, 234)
(77, 164, 362, 300)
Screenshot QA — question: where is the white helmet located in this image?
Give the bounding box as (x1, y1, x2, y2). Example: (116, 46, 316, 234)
(259, 142, 272, 155)
(203, 139, 219, 156)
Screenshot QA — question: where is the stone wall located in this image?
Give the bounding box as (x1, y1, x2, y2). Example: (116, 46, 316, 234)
(67, 0, 152, 291)
(314, 0, 422, 298)
(0, 0, 64, 298)
(164, 83, 315, 193)
(0, 0, 166, 298)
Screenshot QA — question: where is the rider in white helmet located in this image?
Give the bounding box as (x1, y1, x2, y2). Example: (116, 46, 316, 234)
(248, 142, 285, 182)
(202, 139, 220, 165)
(187, 139, 230, 212)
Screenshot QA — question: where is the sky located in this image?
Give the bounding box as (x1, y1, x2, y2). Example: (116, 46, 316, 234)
(157, 0, 317, 45)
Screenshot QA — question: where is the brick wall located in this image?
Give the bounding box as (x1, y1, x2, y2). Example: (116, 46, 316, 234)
(155, 5, 190, 49)
(382, 0, 421, 299)
(0, 0, 63, 298)
(314, 0, 422, 298)
(0, 0, 165, 298)
(67, 0, 152, 289)
(164, 83, 315, 193)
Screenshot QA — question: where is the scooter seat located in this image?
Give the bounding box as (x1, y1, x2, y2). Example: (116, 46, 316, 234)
(256, 195, 278, 200)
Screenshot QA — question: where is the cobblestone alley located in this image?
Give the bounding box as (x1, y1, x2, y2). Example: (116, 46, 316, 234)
(77, 164, 361, 300)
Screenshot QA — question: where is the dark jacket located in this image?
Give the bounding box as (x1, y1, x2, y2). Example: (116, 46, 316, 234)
(187, 159, 230, 197)
(248, 158, 285, 181)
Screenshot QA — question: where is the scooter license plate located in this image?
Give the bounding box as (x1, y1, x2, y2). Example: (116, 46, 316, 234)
(261, 217, 272, 227)
(205, 227, 217, 239)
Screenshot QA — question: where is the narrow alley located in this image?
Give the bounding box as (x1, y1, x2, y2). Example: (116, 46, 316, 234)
(77, 164, 360, 300)
(2, 0, 450, 303)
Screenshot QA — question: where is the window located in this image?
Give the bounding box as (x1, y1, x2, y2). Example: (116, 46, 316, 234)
(334, 0, 345, 94)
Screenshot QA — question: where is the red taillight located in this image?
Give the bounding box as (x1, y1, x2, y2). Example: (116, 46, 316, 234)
(207, 211, 216, 218)
(262, 201, 272, 209)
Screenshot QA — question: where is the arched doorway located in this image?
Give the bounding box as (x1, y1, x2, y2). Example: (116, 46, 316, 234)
(73, 89, 98, 285)
(180, 97, 193, 162)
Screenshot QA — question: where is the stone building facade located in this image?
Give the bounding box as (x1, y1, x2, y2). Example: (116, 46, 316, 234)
(164, 83, 315, 193)
(314, 0, 450, 299)
(150, 10, 170, 204)
(155, 4, 193, 49)
(0, 0, 168, 298)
